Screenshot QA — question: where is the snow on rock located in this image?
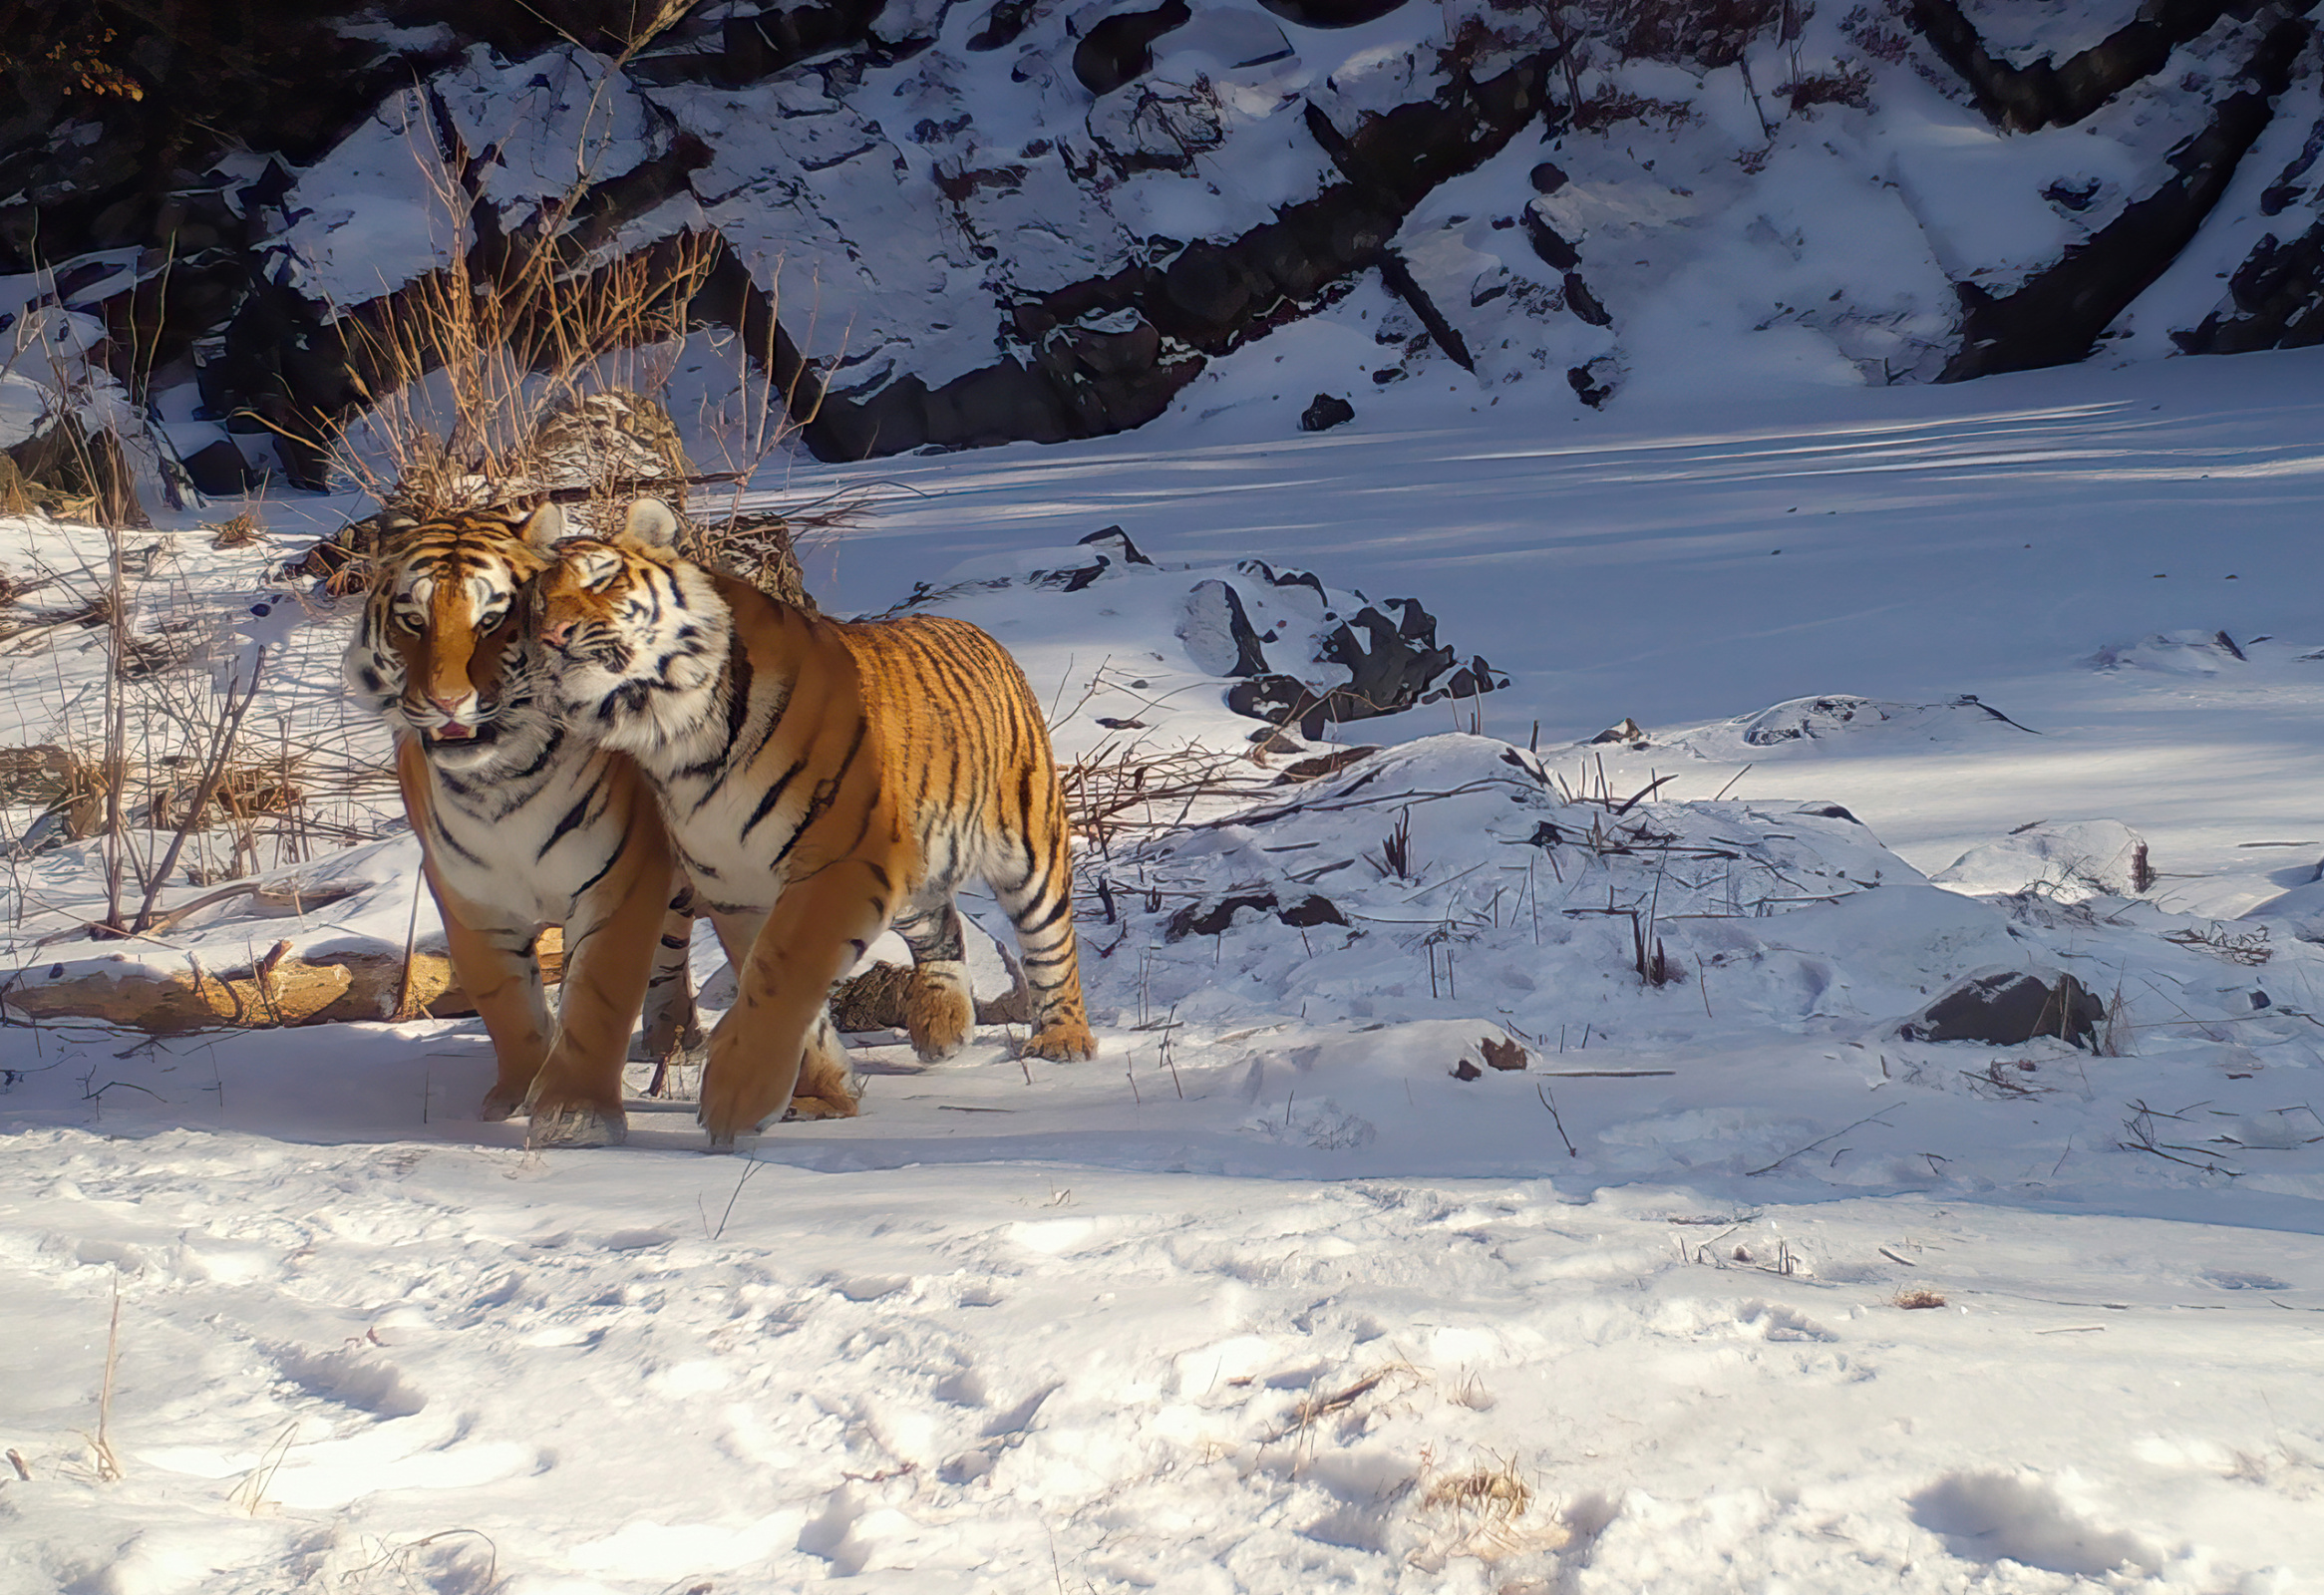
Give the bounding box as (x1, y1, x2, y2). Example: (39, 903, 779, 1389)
(2090, 628, 2255, 675)
(1654, 693, 2039, 762)
(1930, 818, 2151, 903)
(16, 0, 2324, 478)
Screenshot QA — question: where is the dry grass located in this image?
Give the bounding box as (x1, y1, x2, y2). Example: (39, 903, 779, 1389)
(1412, 1448, 1572, 1567)
(1894, 1288, 1948, 1310)
(1061, 738, 1274, 854)
(207, 511, 260, 549)
(1423, 1453, 1532, 1517)
(2162, 921, 2272, 965)
(322, 225, 723, 521)
(82, 1279, 124, 1483)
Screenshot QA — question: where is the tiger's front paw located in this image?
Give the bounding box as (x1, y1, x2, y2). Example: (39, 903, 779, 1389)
(1023, 1020, 1096, 1062)
(698, 1058, 794, 1145)
(479, 1077, 533, 1122)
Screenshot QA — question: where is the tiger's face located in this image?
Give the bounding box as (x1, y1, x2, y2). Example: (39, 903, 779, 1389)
(343, 503, 563, 771)
(535, 500, 723, 743)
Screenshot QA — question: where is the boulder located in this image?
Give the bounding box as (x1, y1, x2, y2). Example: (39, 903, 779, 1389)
(1251, 0, 1415, 27)
(180, 439, 255, 497)
(1299, 393, 1355, 431)
(1897, 971, 2103, 1050)
(1073, 0, 1193, 95)
(1931, 819, 2149, 902)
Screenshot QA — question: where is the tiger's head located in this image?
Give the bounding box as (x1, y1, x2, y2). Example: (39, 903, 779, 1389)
(535, 499, 729, 757)
(342, 501, 565, 771)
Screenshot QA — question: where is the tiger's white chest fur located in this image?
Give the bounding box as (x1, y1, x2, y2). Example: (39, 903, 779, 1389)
(416, 722, 641, 931)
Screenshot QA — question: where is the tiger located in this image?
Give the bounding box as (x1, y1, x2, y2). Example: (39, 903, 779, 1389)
(342, 500, 705, 1146)
(531, 497, 1097, 1146)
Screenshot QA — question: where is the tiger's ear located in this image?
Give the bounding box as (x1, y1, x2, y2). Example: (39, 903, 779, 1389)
(621, 497, 681, 549)
(517, 502, 566, 547)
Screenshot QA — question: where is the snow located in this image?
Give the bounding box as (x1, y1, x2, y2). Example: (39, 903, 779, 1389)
(7, 343, 2324, 1588)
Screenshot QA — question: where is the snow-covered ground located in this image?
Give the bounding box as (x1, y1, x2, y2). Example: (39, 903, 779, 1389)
(8, 347, 2324, 1592)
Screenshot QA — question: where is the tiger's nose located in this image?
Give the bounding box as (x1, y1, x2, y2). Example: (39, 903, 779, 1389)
(429, 692, 470, 718)
(539, 618, 573, 648)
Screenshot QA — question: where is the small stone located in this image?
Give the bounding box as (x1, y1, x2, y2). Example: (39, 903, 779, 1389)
(1299, 393, 1355, 432)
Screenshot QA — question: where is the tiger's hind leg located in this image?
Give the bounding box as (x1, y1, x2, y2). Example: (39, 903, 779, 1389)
(785, 1009, 862, 1120)
(994, 827, 1095, 1063)
(638, 881, 706, 1097)
(895, 900, 974, 1062)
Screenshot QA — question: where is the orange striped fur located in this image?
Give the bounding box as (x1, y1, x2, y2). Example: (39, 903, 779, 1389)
(344, 502, 703, 1145)
(534, 499, 1095, 1145)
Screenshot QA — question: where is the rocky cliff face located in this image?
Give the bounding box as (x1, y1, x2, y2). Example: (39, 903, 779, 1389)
(6, 0, 2324, 500)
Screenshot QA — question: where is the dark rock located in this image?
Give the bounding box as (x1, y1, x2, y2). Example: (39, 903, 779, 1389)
(716, 0, 889, 83)
(1897, 971, 2103, 1050)
(1524, 207, 1580, 269)
(810, 50, 1555, 458)
(1528, 160, 1569, 193)
(1079, 525, 1155, 564)
(1253, 0, 1413, 24)
(1177, 579, 1273, 677)
(2043, 177, 2102, 211)
(1223, 598, 1475, 738)
(1073, 0, 1193, 96)
(1799, 803, 1862, 824)
(1300, 393, 1356, 431)
(968, 0, 1039, 50)
(1165, 891, 1347, 941)
(1481, 1035, 1529, 1071)
(922, 359, 1080, 449)
(1942, 15, 2311, 381)
(1568, 361, 1615, 408)
(1451, 1057, 1484, 1081)
(1904, 0, 2242, 134)
(1241, 560, 1329, 605)
(1432, 654, 1505, 702)
(1562, 271, 1611, 327)
(1162, 241, 1261, 338)
(2175, 217, 2324, 353)
(180, 439, 254, 497)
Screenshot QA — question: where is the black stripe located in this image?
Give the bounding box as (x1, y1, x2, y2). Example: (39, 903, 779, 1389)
(1018, 894, 1071, 935)
(503, 724, 565, 785)
(740, 758, 808, 840)
(570, 825, 632, 899)
(771, 721, 866, 865)
(538, 790, 596, 860)
(431, 815, 485, 866)
(686, 651, 764, 799)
